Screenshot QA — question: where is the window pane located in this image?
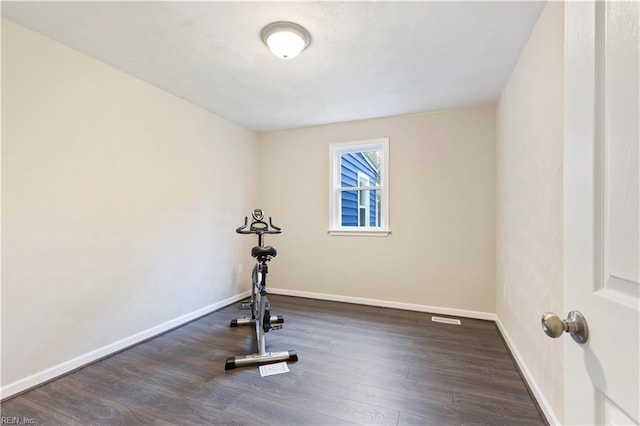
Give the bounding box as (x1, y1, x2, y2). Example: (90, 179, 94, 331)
(340, 150, 381, 188)
(341, 189, 380, 227)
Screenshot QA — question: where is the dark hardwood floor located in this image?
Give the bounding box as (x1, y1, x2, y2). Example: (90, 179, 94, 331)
(1, 295, 547, 425)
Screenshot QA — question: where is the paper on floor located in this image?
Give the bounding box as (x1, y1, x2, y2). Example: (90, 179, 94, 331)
(259, 362, 290, 377)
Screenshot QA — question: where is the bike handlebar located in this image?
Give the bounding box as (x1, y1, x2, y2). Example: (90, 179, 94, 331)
(236, 211, 282, 235)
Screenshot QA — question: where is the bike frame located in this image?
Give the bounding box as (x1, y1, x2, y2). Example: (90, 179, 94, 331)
(225, 209, 297, 370)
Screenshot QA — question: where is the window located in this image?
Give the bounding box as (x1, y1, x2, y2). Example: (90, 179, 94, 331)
(329, 138, 390, 236)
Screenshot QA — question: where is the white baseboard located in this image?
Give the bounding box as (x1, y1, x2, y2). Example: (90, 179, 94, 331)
(0, 290, 250, 400)
(268, 287, 496, 321)
(495, 316, 561, 425)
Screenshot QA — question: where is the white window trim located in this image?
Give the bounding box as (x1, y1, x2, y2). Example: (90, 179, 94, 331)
(328, 138, 390, 236)
(357, 171, 370, 227)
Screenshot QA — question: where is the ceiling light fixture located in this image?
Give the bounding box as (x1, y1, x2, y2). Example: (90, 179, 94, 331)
(261, 21, 311, 60)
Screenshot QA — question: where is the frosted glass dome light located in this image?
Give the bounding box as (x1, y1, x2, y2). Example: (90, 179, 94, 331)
(261, 22, 311, 60)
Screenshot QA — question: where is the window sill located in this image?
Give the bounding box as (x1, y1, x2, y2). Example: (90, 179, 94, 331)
(327, 228, 391, 237)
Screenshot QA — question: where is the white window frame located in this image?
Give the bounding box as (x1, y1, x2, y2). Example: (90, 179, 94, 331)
(329, 138, 390, 236)
(357, 171, 370, 227)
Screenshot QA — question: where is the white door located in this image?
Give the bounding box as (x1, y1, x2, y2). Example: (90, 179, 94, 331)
(563, 0, 639, 425)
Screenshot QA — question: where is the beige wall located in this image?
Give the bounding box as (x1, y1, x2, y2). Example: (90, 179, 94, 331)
(496, 2, 564, 422)
(1, 19, 257, 388)
(258, 106, 496, 314)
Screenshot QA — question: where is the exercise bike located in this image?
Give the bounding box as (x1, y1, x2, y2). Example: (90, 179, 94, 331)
(225, 209, 298, 370)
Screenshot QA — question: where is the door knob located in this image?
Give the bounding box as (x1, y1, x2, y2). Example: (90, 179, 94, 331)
(541, 310, 589, 344)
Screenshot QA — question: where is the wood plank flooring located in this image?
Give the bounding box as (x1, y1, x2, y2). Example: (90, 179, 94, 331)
(1, 295, 547, 425)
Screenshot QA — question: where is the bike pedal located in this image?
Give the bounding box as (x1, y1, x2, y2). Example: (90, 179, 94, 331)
(270, 315, 284, 324)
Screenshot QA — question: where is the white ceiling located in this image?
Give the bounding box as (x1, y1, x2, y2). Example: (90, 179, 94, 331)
(2, 1, 545, 133)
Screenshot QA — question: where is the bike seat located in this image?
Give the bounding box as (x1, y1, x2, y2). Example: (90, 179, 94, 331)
(251, 245, 277, 259)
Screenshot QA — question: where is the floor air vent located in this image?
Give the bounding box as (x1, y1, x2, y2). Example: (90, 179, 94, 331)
(431, 316, 461, 325)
